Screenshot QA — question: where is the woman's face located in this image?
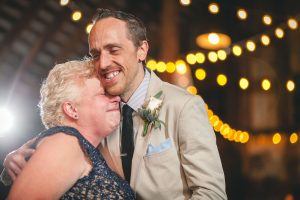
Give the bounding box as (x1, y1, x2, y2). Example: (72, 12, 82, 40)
(76, 77, 121, 137)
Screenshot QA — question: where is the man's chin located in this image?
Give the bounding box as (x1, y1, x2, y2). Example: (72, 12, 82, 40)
(105, 86, 124, 96)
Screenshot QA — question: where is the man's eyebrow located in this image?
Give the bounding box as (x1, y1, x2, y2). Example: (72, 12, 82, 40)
(104, 43, 121, 49)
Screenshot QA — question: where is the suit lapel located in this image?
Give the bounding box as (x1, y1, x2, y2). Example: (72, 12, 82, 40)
(130, 71, 164, 188)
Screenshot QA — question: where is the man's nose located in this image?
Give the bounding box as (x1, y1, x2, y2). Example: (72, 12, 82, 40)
(99, 53, 112, 69)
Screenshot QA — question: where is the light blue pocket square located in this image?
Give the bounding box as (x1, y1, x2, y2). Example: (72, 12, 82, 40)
(146, 138, 172, 156)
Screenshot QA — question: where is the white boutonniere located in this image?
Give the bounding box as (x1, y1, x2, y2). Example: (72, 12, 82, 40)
(138, 91, 165, 137)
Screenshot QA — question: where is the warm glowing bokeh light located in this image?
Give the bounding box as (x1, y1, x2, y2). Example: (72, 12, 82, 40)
(86, 23, 93, 34)
(217, 50, 227, 60)
(261, 35, 270, 46)
(208, 3, 219, 14)
(186, 53, 197, 65)
(237, 9, 247, 20)
(262, 15, 272, 25)
(240, 132, 250, 143)
(60, 0, 69, 6)
(217, 74, 227, 86)
(290, 133, 298, 144)
(72, 11, 82, 21)
(262, 79, 271, 91)
(195, 52, 205, 63)
(156, 61, 167, 73)
(232, 45, 242, 56)
(287, 18, 298, 30)
(180, 0, 191, 6)
(195, 68, 206, 81)
(208, 51, 218, 62)
(208, 33, 220, 44)
(272, 133, 281, 144)
(239, 78, 249, 90)
(286, 80, 295, 92)
(166, 62, 176, 73)
(176, 60, 187, 74)
(186, 86, 197, 95)
(246, 40, 256, 52)
(146, 59, 157, 71)
(275, 28, 284, 39)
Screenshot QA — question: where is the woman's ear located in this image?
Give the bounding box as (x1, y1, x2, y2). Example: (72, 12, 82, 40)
(137, 40, 149, 63)
(62, 101, 79, 120)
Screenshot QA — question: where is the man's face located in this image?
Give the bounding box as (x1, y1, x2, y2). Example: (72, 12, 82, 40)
(88, 17, 148, 102)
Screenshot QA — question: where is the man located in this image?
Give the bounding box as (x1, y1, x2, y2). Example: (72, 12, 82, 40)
(2, 9, 227, 199)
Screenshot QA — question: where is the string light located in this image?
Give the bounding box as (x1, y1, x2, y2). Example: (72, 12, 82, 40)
(208, 3, 219, 14)
(186, 53, 197, 65)
(262, 79, 271, 91)
(272, 133, 281, 144)
(217, 74, 227, 86)
(175, 60, 187, 74)
(232, 45, 242, 56)
(286, 80, 295, 92)
(72, 10, 82, 21)
(217, 50, 227, 60)
(208, 51, 218, 62)
(195, 68, 206, 80)
(146, 59, 157, 71)
(179, 0, 191, 6)
(261, 34, 271, 46)
(86, 23, 93, 34)
(195, 52, 206, 63)
(237, 8, 247, 20)
(239, 78, 249, 90)
(275, 28, 284, 39)
(246, 40, 256, 52)
(287, 18, 298, 29)
(60, 0, 69, 6)
(166, 62, 176, 73)
(290, 133, 298, 144)
(207, 108, 250, 143)
(186, 85, 197, 94)
(156, 61, 167, 73)
(262, 14, 272, 25)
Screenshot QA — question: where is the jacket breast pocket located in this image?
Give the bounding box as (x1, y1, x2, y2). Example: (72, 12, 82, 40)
(142, 139, 184, 196)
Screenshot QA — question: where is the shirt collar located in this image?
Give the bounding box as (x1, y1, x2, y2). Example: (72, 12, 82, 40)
(121, 69, 150, 112)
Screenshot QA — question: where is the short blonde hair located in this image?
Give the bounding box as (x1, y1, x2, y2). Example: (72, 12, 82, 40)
(39, 59, 95, 128)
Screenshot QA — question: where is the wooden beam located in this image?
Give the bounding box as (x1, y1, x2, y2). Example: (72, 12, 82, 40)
(6, 6, 71, 104)
(0, 0, 45, 55)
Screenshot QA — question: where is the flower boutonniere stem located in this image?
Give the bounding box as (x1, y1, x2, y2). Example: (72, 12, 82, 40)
(138, 91, 165, 137)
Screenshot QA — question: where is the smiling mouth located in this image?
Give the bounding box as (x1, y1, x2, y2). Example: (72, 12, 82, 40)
(103, 70, 120, 80)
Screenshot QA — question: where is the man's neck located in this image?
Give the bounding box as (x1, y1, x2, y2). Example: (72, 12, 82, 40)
(121, 67, 146, 103)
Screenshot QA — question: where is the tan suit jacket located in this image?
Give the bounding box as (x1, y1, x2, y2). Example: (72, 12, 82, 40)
(99, 71, 227, 200)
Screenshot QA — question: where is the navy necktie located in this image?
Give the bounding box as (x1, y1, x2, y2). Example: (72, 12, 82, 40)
(121, 104, 134, 182)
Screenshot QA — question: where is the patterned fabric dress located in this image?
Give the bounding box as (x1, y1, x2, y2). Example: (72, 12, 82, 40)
(34, 126, 135, 200)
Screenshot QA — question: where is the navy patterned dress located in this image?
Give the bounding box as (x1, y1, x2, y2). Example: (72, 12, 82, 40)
(34, 126, 135, 200)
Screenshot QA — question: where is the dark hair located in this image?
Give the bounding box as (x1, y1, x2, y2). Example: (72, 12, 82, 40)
(92, 8, 148, 48)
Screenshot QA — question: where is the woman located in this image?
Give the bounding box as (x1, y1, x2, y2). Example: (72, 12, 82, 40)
(8, 60, 135, 199)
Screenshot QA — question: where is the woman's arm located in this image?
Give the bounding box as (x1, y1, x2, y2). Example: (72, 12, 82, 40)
(8, 132, 88, 200)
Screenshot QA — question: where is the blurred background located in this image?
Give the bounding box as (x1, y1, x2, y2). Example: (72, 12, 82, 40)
(0, 0, 299, 199)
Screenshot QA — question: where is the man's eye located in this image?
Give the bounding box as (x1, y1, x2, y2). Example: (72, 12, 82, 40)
(91, 54, 99, 59)
(89, 52, 99, 60)
(110, 48, 120, 54)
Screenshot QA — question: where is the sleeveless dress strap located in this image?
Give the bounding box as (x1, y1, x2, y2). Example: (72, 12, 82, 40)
(34, 126, 102, 164)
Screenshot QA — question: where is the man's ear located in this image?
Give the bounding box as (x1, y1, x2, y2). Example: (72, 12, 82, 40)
(62, 101, 79, 120)
(137, 40, 149, 62)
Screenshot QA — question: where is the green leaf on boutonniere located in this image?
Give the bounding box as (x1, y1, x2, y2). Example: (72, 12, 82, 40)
(137, 90, 165, 137)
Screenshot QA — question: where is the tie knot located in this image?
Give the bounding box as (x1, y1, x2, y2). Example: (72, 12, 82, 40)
(122, 104, 134, 117)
